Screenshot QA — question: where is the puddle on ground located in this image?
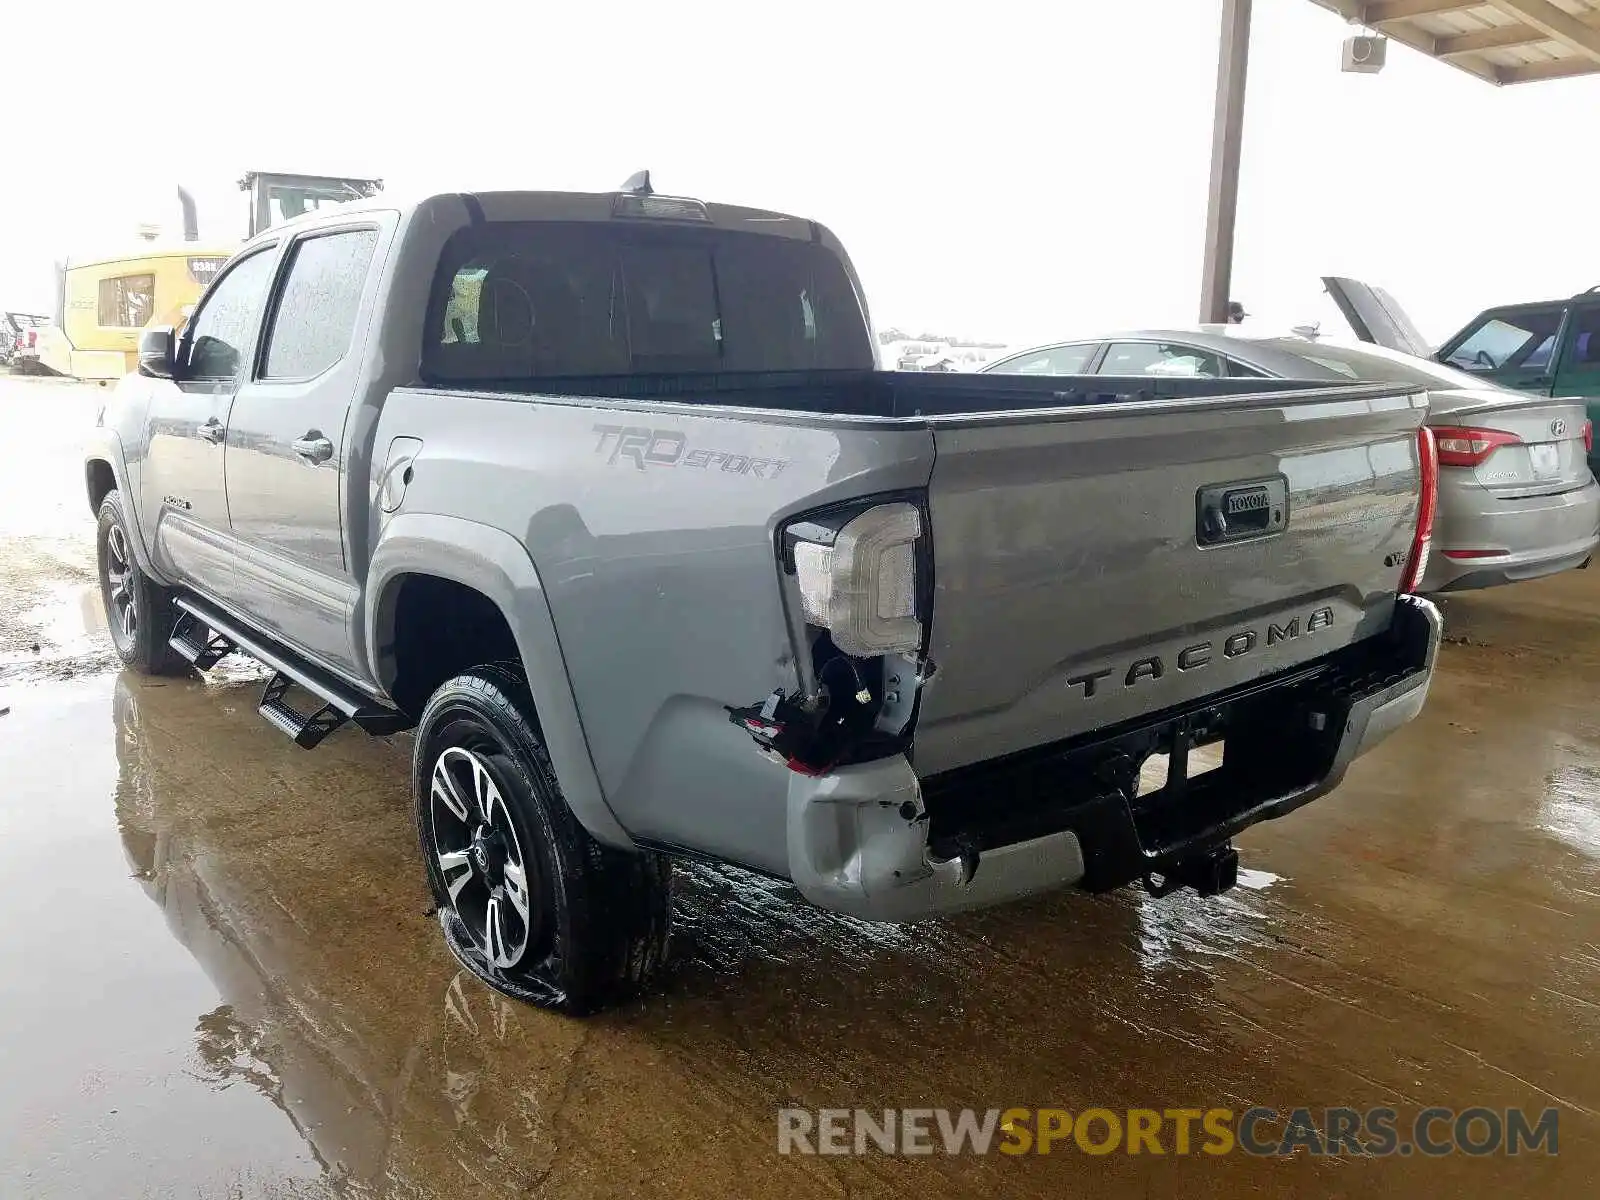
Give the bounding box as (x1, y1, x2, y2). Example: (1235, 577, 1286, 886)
(5, 574, 1600, 1196)
(0, 582, 119, 684)
(1232, 867, 1281, 890)
(26, 581, 107, 650)
(1539, 759, 1600, 863)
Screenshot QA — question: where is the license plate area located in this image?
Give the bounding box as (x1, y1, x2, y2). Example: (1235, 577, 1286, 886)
(1529, 442, 1560, 477)
(919, 598, 1435, 887)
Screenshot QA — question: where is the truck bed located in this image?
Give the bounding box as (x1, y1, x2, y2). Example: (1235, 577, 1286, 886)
(423, 367, 1382, 418)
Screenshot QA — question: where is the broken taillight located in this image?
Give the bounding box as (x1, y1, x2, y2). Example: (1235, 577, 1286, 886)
(785, 500, 926, 658)
(732, 496, 932, 774)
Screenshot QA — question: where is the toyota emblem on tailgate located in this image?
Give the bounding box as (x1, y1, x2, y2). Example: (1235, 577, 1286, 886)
(1552, 419, 1567, 437)
(1196, 475, 1289, 547)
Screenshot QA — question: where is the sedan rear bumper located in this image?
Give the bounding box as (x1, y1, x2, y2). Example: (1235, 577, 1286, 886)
(785, 596, 1441, 921)
(1425, 477, 1600, 593)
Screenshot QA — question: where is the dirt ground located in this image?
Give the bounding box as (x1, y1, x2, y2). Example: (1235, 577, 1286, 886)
(0, 374, 120, 681)
(1, 372, 1597, 1198)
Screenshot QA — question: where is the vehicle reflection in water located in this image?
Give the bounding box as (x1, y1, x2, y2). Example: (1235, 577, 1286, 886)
(103, 672, 1279, 1196)
(113, 677, 396, 1188)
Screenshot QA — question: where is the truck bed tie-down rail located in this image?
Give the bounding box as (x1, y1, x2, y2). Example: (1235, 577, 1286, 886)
(169, 597, 409, 748)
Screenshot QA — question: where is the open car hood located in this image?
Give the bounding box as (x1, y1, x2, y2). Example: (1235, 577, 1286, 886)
(1322, 276, 1433, 359)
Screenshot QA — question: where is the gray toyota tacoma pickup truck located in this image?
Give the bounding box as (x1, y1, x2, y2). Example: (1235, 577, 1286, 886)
(85, 178, 1444, 1013)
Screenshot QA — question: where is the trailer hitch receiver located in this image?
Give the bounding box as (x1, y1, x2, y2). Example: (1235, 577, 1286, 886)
(1142, 843, 1240, 899)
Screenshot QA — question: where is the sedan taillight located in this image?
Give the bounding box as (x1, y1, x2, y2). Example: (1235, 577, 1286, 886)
(1432, 425, 1521, 468)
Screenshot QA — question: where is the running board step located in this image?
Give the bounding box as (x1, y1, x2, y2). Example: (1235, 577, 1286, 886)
(171, 596, 411, 746)
(259, 671, 349, 749)
(169, 609, 238, 669)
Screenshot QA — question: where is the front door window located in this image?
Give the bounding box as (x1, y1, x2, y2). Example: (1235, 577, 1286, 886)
(182, 250, 278, 381)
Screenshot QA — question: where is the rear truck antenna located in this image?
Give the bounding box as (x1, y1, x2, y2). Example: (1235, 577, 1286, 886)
(620, 170, 653, 195)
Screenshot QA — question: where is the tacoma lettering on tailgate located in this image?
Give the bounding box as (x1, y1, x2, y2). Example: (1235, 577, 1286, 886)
(1066, 606, 1335, 698)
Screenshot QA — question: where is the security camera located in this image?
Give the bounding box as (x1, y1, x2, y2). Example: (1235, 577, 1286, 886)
(1342, 34, 1387, 74)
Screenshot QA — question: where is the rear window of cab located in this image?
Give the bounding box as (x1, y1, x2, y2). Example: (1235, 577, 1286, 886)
(423, 221, 874, 383)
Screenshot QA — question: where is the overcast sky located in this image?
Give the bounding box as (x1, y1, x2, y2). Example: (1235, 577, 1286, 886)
(5, 0, 1598, 347)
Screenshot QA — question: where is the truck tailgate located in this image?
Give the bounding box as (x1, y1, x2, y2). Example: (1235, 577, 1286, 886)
(913, 383, 1427, 775)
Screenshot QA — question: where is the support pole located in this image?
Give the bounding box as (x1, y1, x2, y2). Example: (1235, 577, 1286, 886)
(1199, 0, 1253, 324)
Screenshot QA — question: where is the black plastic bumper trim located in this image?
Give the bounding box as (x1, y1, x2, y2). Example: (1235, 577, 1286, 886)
(919, 601, 1436, 893)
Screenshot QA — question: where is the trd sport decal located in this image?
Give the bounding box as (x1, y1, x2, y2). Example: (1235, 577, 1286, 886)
(593, 425, 791, 477)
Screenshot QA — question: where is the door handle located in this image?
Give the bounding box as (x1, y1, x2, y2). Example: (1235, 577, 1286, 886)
(199, 418, 225, 444)
(292, 433, 334, 463)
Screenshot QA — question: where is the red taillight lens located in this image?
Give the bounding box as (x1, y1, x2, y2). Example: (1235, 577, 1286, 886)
(1432, 424, 1520, 467)
(1585, 420, 1593, 454)
(1400, 426, 1438, 595)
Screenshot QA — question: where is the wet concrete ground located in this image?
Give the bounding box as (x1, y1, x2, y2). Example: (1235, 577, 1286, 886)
(2, 373, 1598, 1197)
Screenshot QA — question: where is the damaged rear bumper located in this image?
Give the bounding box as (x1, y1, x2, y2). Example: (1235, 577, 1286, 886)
(786, 595, 1441, 921)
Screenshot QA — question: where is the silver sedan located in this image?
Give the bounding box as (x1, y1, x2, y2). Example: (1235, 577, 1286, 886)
(983, 330, 1600, 593)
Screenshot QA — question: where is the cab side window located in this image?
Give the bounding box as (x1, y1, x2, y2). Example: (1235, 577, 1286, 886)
(97, 273, 155, 329)
(184, 250, 278, 380)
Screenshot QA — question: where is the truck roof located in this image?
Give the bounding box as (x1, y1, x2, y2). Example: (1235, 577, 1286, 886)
(237, 188, 822, 253)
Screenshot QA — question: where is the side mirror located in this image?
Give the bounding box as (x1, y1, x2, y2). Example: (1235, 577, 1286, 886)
(138, 326, 177, 379)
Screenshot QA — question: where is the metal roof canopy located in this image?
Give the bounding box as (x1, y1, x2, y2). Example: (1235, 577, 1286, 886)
(1312, 0, 1600, 84)
(1199, 0, 1600, 325)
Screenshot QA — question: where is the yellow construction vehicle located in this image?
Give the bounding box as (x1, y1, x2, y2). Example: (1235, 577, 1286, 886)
(35, 172, 381, 382)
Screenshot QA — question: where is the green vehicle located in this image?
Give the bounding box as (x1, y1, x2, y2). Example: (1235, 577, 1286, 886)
(1326, 278, 1600, 474)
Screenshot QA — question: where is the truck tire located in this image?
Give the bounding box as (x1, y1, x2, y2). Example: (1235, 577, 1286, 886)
(414, 663, 672, 1014)
(96, 490, 190, 676)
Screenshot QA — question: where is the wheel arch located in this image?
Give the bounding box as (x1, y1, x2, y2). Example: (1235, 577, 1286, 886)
(86, 458, 116, 513)
(366, 513, 633, 850)
(84, 429, 162, 579)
